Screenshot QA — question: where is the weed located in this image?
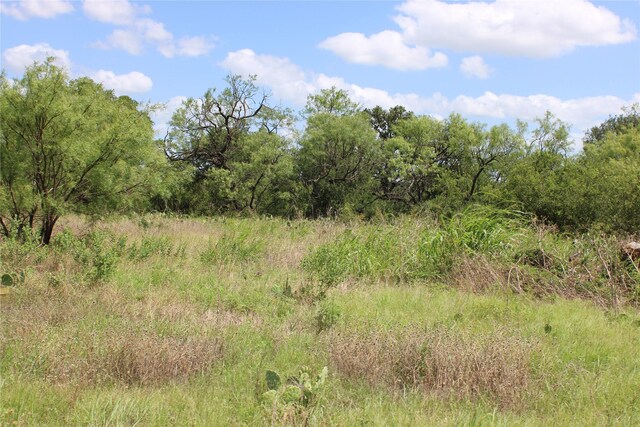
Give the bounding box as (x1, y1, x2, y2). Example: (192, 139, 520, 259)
(2, 215, 640, 425)
(128, 235, 177, 261)
(200, 230, 264, 265)
(315, 299, 341, 333)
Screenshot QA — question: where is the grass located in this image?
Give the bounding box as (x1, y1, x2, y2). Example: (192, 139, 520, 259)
(1, 212, 639, 425)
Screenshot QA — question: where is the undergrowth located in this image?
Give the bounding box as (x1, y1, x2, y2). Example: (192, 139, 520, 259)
(0, 212, 639, 426)
(301, 206, 639, 306)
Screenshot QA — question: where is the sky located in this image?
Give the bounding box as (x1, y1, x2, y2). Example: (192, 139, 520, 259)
(1, 0, 639, 149)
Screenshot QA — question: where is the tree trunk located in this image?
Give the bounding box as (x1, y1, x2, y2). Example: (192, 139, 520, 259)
(40, 215, 58, 245)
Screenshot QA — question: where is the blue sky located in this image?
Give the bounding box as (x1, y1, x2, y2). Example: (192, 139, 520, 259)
(2, 0, 639, 148)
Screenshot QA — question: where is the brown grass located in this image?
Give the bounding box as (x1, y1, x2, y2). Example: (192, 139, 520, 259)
(1, 286, 228, 388)
(44, 331, 223, 386)
(328, 326, 535, 407)
(448, 248, 640, 308)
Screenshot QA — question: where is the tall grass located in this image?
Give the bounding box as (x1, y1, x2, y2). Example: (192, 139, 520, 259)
(301, 206, 639, 306)
(1, 212, 639, 426)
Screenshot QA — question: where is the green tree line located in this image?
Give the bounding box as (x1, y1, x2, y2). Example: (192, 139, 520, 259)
(1, 61, 639, 243)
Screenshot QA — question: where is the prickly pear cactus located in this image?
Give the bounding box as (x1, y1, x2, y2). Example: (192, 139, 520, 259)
(261, 366, 328, 409)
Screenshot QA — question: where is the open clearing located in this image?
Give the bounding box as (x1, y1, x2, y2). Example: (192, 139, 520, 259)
(1, 215, 639, 426)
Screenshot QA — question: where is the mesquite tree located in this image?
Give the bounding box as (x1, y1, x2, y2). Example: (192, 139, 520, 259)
(0, 60, 162, 244)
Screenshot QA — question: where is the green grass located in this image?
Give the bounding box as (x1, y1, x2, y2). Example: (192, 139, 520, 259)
(1, 213, 639, 425)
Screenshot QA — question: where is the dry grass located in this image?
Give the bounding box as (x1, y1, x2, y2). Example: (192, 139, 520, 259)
(449, 255, 510, 294)
(328, 327, 535, 407)
(43, 331, 223, 386)
(104, 289, 263, 328)
(1, 286, 228, 388)
(449, 245, 640, 308)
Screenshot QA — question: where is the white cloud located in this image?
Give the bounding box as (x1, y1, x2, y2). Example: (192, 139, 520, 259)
(0, 0, 73, 20)
(91, 70, 153, 94)
(95, 29, 143, 55)
(447, 92, 627, 128)
(82, 0, 148, 25)
(395, 0, 637, 58)
(460, 56, 492, 79)
(176, 36, 215, 57)
(221, 49, 315, 105)
(221, 49, 638, 145)
(2, 43, 71, 73)
(94, 18, 215, 57)
(319, 30, 447, 71)
(155, 33, 215, 58)
(221, 49, 444, 109)
(136, 18, 173, 44)
(84, 0, 214, 57)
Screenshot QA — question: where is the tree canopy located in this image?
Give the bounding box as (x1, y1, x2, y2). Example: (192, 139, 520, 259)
(0, 60, 165, 243)
(2, 62, 638, 239)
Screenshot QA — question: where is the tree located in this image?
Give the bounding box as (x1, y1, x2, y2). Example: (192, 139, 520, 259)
(369, 113, 519, 212)
(583, 104, 640, 146)
(372, 115, 444, 209)
(578, 125, 640, 231)
(463, 122, 524, 202)
(164, 75, 297, 214)
(0, 60, 163, 244)
(498, 112, 573, 225)
(526, 111, 571, 156)
(164, 74, 268, 174)
(297, 90, 379, 216)
(365, 105, 414, 140)
(303, 87, 360, 117)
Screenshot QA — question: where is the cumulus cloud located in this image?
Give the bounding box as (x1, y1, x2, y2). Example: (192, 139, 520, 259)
(91, 70, 153, 94)
(222, 49, 445, 109)
(85, 0, 214, 57)
(395, 0, 637, 58)
(221, 49, 638, 143)
(94, 29, 143, 55)
(82, 0, 148, 25)
(156, 34, 214, 58)
(2, 43, 71, 73)
(460, 56, 492, 79)
(0, 0, 73, 20)
(176, 36, 215, 57)
(94, 18, 214, 58)
(136, 18, 173, 44)
(319, 30, 447, 71)
(221, 49, 315, 105)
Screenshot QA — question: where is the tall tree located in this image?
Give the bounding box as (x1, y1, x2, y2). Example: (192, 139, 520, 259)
(365, 105, 414, 140)
(164, 74, 268, 174)
(303, 87, 360, 117)
(164, 75, 296, 214)
(583, 104, 640, 146)
(0, 60, 163, 244)
(373, 115, 445, 208)
(498, 112, 573, 224)
(297, 90, 378, 216)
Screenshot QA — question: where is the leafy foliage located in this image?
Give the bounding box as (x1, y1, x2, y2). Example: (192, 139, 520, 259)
(0, 60, 164, 244)
(2, 62, 639, 236)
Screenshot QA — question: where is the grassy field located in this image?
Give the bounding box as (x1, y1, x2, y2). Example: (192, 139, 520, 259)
(1, 211, 639, 426)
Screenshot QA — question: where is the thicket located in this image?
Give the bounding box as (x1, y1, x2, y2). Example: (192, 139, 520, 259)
(1, 62, 639, 244)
